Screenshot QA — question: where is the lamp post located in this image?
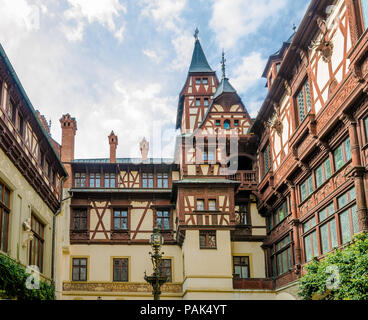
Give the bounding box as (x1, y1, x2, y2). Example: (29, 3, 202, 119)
(144, 228, 168, 300)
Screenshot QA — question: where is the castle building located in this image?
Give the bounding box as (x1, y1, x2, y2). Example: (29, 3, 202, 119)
(0, 43, 67, 284)
(0, 0, 367, 300)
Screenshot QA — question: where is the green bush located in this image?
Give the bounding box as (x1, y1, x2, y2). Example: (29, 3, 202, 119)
(298, 232, 368, 300)
(0, 253, 55, 300)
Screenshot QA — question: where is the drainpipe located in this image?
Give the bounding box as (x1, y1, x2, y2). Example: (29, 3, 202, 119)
(51, 176, 73, 283)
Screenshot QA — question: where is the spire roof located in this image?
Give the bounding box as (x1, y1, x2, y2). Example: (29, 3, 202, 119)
(188, 39, 213, 73)
(212, 77, 236, 100)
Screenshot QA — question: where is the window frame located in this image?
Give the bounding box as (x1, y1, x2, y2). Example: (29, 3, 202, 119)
(233, 256, 250, 279)
(315, 157, 332, 189)
(156, 172, 169, 188)
(72, 257, 88, 282)
(89, 172, 101, 188)
(263, 142, 272, 175)
(359, 0, 368, 31)
(199, 230, 217, 249)
(141, 171, 154, 188)
(160, 258, 172, 282)
(74, 172, 86, 188)
(300, 174, 314, 203)
(154, 208, 171, 231)
(333, 137, 352, 172)
(0, 181, 11, 253)
(104, 172, 116, 188)
(71, 208, 88, 231)
(29, 214, 45, 273)
(112, 257, 129, 282)
(112, 209, 129, 231)
(296, 79, 312, 124)
(270, 234, 294, 277)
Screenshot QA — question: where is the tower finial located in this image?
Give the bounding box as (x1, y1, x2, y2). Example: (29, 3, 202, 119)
(194, 27, 199, 40)
(221, 49, 226, 80)
(292, 23, 296, 32)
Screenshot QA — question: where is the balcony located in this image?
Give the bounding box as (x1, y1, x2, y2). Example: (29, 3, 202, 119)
(227, 170, 257, 190)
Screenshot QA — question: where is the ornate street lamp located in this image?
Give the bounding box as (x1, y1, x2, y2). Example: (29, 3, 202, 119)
(144, 228, 168, 300)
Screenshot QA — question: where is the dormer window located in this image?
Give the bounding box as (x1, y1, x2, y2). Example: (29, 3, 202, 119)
(276, 62, 281, 73)
(269, 73, 273, 87)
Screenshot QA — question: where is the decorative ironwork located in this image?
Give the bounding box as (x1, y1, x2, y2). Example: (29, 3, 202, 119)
(221, 50, 226, 80)
(194, 27, 199, 40)
(144, 228, 168, 300)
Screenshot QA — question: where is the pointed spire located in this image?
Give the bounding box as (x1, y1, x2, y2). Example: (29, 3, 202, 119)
(188, 28, 213, 73)
(212, 51, 236, 100)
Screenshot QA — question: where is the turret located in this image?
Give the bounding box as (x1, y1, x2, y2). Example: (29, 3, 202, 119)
(175, 28, 219, 134)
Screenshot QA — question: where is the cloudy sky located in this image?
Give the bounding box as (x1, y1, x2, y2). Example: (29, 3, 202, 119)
(0, 0, 309, 160)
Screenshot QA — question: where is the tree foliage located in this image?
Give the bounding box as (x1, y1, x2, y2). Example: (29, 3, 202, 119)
(0, 253, 55, 300)
(298, 232, 368, 300)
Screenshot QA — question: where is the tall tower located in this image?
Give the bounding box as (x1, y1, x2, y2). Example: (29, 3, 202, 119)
(175, 28, 219, 134)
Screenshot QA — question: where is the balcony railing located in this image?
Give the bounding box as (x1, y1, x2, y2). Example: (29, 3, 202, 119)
(227, 170, 257, 189)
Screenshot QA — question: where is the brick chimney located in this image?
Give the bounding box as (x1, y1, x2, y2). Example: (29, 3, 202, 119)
(108, 131, 118, 163)
(35, 110, 50, 135)
(60, 114, 77, 188)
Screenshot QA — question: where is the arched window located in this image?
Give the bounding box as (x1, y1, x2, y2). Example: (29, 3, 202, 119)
(224, 120, 231, 130)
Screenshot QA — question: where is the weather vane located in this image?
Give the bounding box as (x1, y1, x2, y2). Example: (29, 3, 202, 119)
(221, 49, 226, 80)
(194, 27, 199, 40)
(293, 23, 296, 32)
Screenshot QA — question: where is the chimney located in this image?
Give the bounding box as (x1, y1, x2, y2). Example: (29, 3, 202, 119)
(140, 137, 149, 161)
(108, 131, 118, 163)
(60, 114, 77, 188)
(35, 110, 51, 135)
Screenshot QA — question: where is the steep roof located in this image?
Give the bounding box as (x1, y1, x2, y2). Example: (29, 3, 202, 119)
(212, 77, 237, 100)
(261, 31, 296, 78)
(188, 39, 213, 73)
(72, 158, 175, 165)
(0, 43, 67, 177)
(194, 76, 251, 134)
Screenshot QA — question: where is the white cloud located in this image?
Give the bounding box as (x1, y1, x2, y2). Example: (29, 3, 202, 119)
(61, 0, 127, 42)
(142, 49, 162, 64)
(210, 0, 287, 49)
(114, 23, 126, 43)
(139, 0, 187, 33)
(170, 33, 194, 71)
(75, 80, 177, 159)
(0, 0, 43, 49)
(247, 100, 263, 118)
(231, 52, 267, 93)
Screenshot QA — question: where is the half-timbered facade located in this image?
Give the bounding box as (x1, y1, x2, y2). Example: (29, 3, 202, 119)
(1, 0, 368, 301)
(0, 43, 67, 284)
(253, 0, 368, 294)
